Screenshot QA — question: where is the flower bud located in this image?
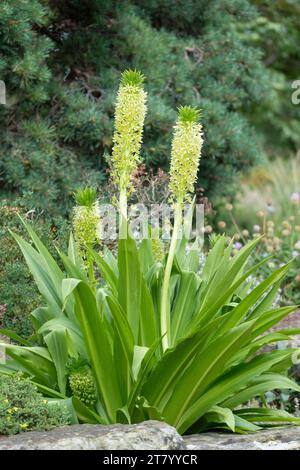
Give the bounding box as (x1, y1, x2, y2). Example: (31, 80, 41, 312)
(282, 220, 291, 229)
(294, 240, 300, 251)
(291, 192, 300, 205)
(234, 242, 242, 251)
(225, 203, 233, 212)
(204, 225, 213, 234)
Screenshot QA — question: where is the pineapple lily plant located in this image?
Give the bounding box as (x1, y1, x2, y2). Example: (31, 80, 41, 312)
(1, 71, 300, 434)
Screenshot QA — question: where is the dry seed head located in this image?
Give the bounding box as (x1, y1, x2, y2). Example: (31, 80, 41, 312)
(218, 220, 226, 230)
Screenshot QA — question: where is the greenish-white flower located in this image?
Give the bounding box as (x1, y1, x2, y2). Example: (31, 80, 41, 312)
(111, 70, 147, 194)
(72, 187, 101, 257)
(169, 106, 203, 204)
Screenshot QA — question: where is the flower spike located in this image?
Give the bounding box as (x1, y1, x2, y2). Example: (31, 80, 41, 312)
(169, 106, 203, 205)
(111, 69, 147, 195)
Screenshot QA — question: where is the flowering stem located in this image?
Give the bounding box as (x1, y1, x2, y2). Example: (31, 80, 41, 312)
(161, 202, 182, 351)
(119, 188, 128, 239)
(86, 246, 96, 292)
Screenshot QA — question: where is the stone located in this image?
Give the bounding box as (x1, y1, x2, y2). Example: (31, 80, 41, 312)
(270, 309, 300, 349)
(0, 421, 185, 450)
(184, 426, 300, 450)
(1, 421, 300, 450)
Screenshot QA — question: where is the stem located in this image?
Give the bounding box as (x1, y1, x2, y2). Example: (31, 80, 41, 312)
(161, 202, 182, 351)
(86, 247, 96, 293)
(119, 188, 128, 239)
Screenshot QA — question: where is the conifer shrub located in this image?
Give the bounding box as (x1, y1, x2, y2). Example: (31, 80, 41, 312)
(0, 0, 271, 217)
(0, 374, 70, 435)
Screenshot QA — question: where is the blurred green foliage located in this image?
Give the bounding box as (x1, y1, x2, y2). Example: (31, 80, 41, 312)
(247, 0, 300, 152)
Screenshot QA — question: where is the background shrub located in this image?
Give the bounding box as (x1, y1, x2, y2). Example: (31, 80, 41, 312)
(0, 0, 272, 214)
(0, 373, 70, 435)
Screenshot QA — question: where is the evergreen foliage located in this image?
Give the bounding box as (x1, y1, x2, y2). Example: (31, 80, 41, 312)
(247, 0, 300, 152)
(0, 0, 271, 214)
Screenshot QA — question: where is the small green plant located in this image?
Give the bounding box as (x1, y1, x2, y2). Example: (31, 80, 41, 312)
(1, 71, 300, 434)
(0, 373, 70, 435)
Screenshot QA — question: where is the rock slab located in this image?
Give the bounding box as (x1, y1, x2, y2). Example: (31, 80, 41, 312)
(184, 426, 300, 450)
(0, 421, 185, 450)
(1, 422, 300, 450)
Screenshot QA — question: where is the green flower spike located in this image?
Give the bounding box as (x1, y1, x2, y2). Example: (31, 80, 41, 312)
(151, 228, 165, 262)
(111, 69, 147, 194)
(169, 106, 203, 205)
(161, 106, 203, 351)
(67, 358, 97, 408)
(73, 187, 101, 254)
(111, 70, 147, 228)
(72, 187, 101, 283)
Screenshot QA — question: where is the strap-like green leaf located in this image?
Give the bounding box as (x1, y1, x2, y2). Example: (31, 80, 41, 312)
(176, 349, 292, 433)
(88, 248, 118, 296)
(163, 321, 255, 423)
(73, 280, 122, 421)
